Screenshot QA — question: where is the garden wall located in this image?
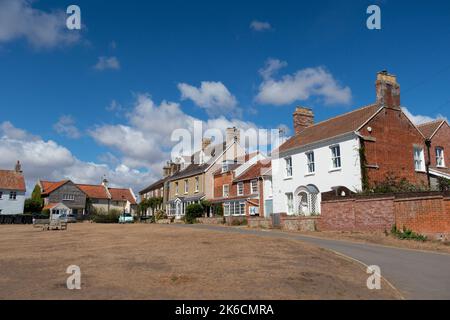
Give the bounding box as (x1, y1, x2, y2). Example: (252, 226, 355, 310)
(320, 191, 450, 239)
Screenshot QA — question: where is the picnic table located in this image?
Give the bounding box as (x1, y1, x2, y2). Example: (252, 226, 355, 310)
(33, 218, 67, 231)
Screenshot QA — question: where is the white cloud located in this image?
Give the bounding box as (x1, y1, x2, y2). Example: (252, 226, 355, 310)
(255, 59, 352, 106)
(178, 81, 240, 117)
(401, 107, 448, 125)
(0, 121, 39, 141)
(0, 122, 155, 195)
(94, 56, 120, 71)
(250, 20, 272, 32)
(0, 0, 80, 49)
(53, 115, 81, 139)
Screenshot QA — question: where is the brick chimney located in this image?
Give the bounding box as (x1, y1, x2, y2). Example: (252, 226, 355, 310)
(293, 107, 314, 135)
(14, 160, 22, 174)
(376, 70, 400, 109)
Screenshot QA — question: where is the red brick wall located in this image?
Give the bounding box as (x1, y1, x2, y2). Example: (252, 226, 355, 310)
(394, 196, 449, 235)
(320, 193, 450, 239)
(428, 122, 450, 168)
(319, 197, 394, 232)
(361, 107, 428, 188)
(213, 172, 234, 198)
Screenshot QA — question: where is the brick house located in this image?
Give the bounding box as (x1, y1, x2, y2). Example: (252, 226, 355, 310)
(417, 119, 450, 188)
(272, 71, 430, 216)
(212, 153, 273, 218)
(0, 161, 26, 215)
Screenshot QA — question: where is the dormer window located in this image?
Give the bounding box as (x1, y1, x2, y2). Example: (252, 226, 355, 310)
(436, 147, 445, 167)
(222, 161, 229, 173)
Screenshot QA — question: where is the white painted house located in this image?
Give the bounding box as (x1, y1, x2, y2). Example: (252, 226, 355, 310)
(0, 161, 26, 215)
(272, 127, 362, 216)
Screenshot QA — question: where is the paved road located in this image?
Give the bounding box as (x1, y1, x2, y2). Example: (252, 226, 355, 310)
(171, 224, 450, 300)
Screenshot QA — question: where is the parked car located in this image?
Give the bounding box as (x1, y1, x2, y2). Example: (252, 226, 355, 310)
(58, 213, 77, 223)
(119, 213, 134, 224)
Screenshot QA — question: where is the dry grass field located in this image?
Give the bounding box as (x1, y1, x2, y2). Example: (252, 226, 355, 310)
(0, 223, 401, 300)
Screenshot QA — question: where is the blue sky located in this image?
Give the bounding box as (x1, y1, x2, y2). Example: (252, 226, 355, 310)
(0, 0, 449, 193)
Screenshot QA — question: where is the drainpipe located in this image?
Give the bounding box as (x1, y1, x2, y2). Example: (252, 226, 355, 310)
(425, 139, 432, 189)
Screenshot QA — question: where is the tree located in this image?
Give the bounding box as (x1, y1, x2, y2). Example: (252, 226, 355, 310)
(31, 184, 44, 207)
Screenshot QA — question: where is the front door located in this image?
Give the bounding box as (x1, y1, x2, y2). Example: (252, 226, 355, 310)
(298, 192, 309, 215)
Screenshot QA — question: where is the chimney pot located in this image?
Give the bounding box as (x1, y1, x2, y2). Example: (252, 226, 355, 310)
(226, 127, 240, 144)
(293, 107, 314, 135)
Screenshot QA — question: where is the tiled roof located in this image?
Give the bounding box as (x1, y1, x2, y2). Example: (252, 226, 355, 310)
(77, 184, 109, 199)
(417, 120, 446, 139)
(40, 180, 70, 195)
(234, 161, 271, 182)
(169, 163, 210, 181)
(279, 104, 380, 153)
(41, 180, 136, 204)
(139, 177, 168, 195)
(213, 164, 241, 176)
(0, 170, 26, 191)
(109, 188, 137, 205)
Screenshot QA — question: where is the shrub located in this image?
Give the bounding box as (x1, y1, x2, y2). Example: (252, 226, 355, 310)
(437, 177, 450, 192)
(92, 209, 121, 224)
(391, 225, 427, 242)
(364, 172, 428, 194)
(185, 203, 204, 224)
(155, 210, 167, 221)
(24, 198, 43, 214)
(212, 204, 224, 217)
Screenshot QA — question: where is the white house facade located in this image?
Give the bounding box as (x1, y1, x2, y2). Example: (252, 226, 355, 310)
(272, 133, 362, 216)
(0, 161, 26, 215)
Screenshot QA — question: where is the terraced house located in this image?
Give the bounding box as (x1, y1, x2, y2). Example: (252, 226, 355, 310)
(272, 71, 432, 216)
(166, 128, 245, 218)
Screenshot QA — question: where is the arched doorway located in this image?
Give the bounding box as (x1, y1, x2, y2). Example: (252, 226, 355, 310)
(294, 185, 320, 216)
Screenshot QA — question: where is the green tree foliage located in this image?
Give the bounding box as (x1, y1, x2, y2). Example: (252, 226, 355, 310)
(437, 177, 450, 192)
(31, 184, 43, 205)
(24, 198, 44, 214)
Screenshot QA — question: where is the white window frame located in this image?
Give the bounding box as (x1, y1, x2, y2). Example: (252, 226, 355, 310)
(285, 157, 293, 178)
(63, 194, 74, 201)
(223, 184, 229, 198)
(195, 177, 199, 192)
(306, 151, 315, 174)
(250, 179, 258, 194)
(184, 179, 189, 194)
(286, 193, 294, 215)
(436, 147, 445, 168)
(222, 161, 229, 173)
(414, 146, 425, 172)
(237, 182, 244, 196)
(330, 145, 342, 170)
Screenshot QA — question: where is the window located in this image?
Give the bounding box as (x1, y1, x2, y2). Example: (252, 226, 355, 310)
(175, 182, 179, 195)
(222, 161, 229, 173)
(195, 177, 199, 192)
(223, 185, 229, 198)
(184, 180, 189, 194)
(9, 191, 17, 200)
(306, 151, 315, 174)
(251, 180, 258, 194)
(237, 182, 244, 196)
(224, 201, 246, 216)
(414, 146, 425, 171)
(63, 194, 74, 201)
(436, 147, 445, 167)
(0, 191, 2, 200)
(286, 193, 294, 215)
(330, 145, 341, 169)
(285, 157, 293, 177)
